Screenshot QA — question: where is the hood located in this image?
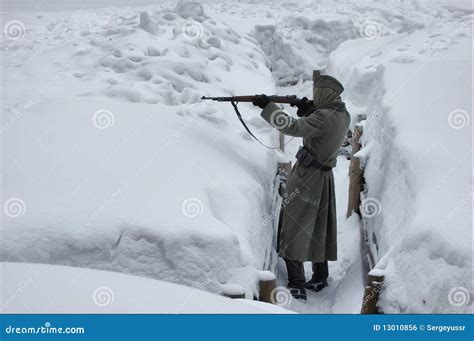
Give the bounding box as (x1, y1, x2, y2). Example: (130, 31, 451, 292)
(313, 86, 341, 107)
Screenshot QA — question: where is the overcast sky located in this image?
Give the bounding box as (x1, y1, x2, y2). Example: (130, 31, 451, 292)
(2, 0, 472, 13)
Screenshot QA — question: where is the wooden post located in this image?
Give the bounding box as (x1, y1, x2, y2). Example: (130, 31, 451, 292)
(261, 129, 289, 285)
(258, 131, 288, 304)
(361, 275, 385, 314)
(259, 279, 277, 304)
(223, 293, 245, 299)
(279, 132, 285, 152)
(346, 124, 364, 218)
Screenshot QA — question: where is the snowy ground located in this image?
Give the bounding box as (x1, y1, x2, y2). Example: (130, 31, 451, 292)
(1, 262, 292, 313)
(1, 0, 472, 314)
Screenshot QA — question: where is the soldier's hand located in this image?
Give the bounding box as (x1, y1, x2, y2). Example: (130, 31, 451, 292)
(293, 97, 313, 117)
(252, 94, 270, 109)
(290, 97, 309, 108)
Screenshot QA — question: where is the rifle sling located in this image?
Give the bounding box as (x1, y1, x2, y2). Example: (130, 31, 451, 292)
(229, 100, 345, 149)
(231, 101, 283, 150)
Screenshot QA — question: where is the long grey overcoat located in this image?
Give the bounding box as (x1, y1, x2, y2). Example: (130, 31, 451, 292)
(260, 89, 350, 262)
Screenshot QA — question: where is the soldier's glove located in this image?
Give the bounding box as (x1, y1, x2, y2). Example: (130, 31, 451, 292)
(252, 94, 270, 109)
(291, 97, 313, 117)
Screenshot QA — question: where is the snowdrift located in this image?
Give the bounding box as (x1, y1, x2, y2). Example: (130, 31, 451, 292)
(1, 3, 281, 298)
(1, 262, 292, 313)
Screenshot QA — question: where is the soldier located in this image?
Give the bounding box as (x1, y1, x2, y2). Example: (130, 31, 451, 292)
(252, 72, 350, 300)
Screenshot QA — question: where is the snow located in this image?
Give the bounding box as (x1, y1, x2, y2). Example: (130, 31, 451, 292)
(0, 262, 292, 313)
(328, 8, 472, 313)
(1, 0, 472, 314)
(258, 270, 276, 281)
(1, 3, 282, 300)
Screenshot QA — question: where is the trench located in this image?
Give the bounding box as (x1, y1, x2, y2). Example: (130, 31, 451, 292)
(249, 18, 379, 313)
(258, 69, 367, 314)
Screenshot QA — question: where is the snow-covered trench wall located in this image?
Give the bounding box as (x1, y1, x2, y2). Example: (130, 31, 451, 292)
(1, 3, 284, 297)
(249, 0, 472, 313)
(328, 7, 472, 313)
(249, 1, 473, 313)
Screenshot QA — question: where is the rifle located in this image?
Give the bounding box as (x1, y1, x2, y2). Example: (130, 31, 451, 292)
(201, 94, 303, 149)
(201, 95, 301, 106)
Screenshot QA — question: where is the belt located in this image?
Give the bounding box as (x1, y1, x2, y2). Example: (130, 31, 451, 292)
(295, 147, 333, 172)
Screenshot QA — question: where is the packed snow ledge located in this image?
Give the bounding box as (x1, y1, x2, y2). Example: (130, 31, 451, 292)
(1, 262, 292, 313)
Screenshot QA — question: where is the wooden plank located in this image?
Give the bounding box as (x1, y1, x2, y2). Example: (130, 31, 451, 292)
(361, 275, 385, 314)
(276, 161, 292, 252)
(342, 119, 386, 313)
(346, 124, 364, 218)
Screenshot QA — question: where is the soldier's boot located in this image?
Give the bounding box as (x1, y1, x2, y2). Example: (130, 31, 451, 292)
(289, 287, 307, 300)
(305, 278, 328, 292)
(305, 261, 329, 292)
(284, 258, 307, 301)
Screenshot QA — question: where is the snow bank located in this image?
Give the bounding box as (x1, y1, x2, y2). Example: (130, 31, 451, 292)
(250, 0, 449, 86)
(0, 262, 292, 313)
(1, 3, 281, 298)
(329, 10, 472, 313)
(254, 18, 358, 85)
(1, 97, 281, 297)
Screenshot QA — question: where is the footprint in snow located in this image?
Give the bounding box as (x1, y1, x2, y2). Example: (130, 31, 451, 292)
(162, 13, 175, 21)
(144, 47, 164, 57)
(128, 56, 144, 62)
(136, 68, 153, 81)
(390, 56, 416, 63)
(370, 51, 382, 58)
